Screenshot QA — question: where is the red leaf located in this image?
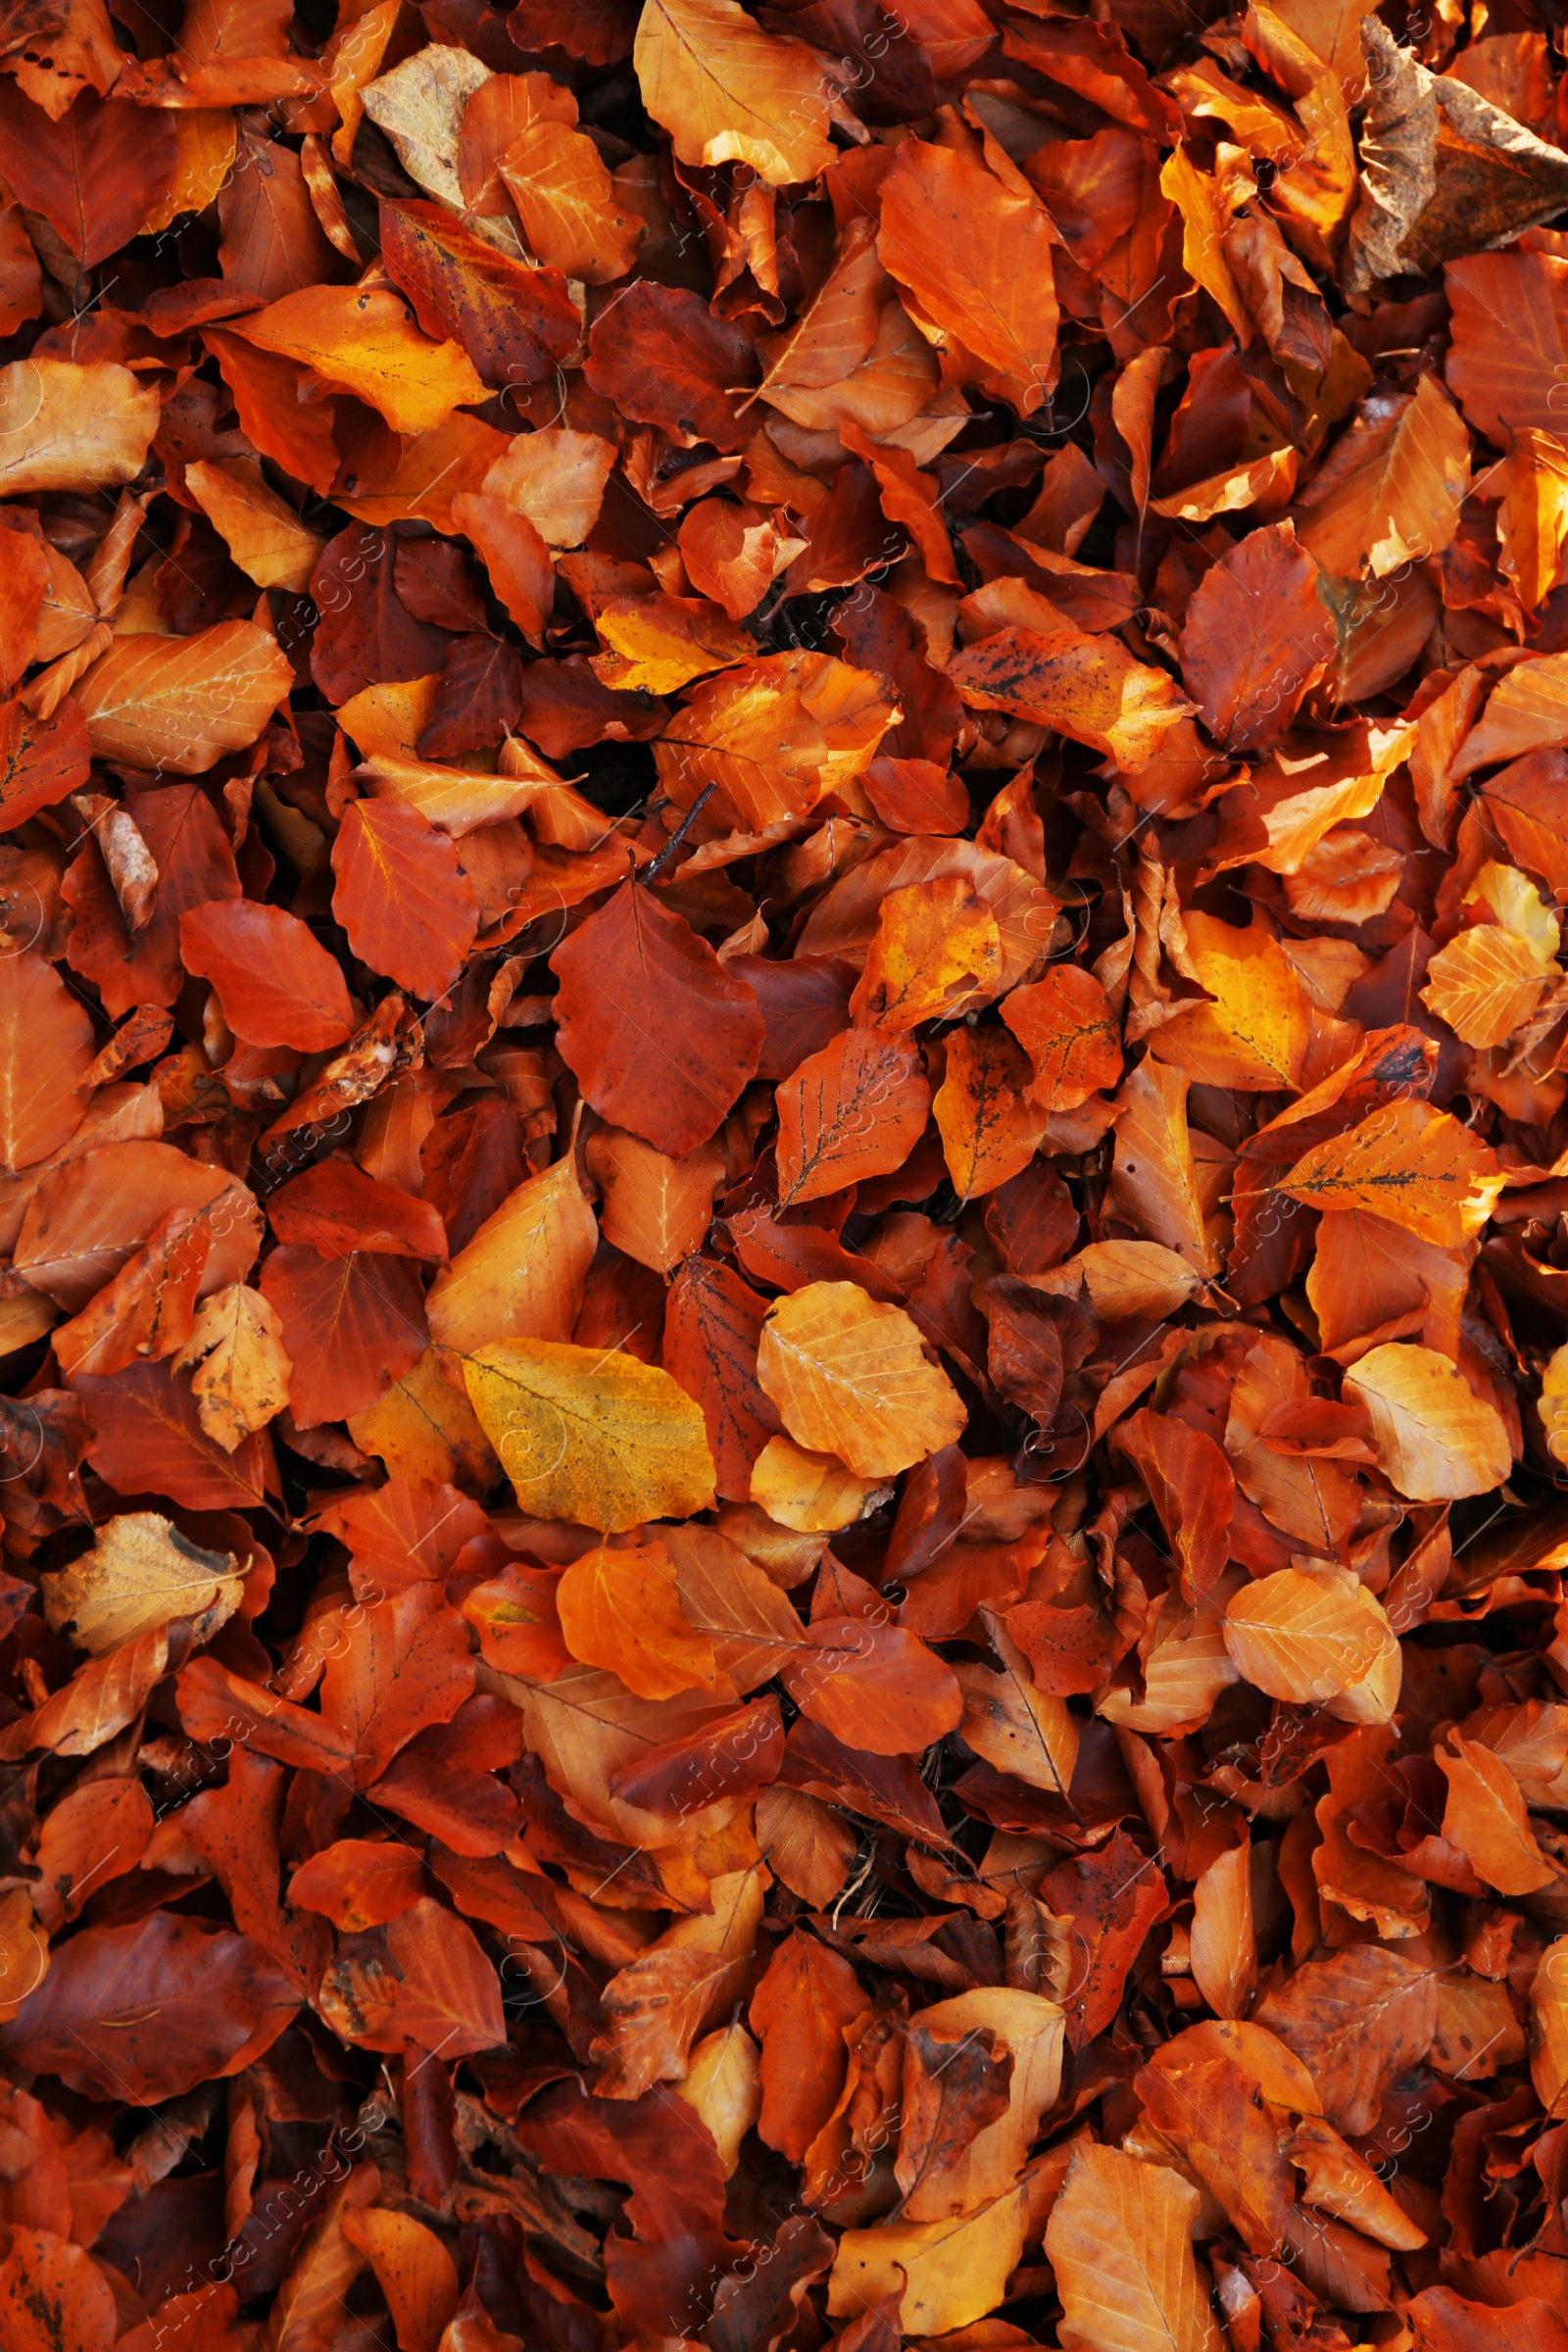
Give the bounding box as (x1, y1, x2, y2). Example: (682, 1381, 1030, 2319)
(179, 899, 356, 1052)
(552, 881, 765, 1155)
(330, 797, 478, 1003)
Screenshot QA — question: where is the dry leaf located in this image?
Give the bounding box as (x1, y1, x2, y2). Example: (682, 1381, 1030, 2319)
(41, 1511, 246, 1654)
(756, 1281, 966, 1479)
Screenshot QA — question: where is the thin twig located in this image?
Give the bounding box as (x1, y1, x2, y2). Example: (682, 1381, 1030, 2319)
(638, 782, 718, 884)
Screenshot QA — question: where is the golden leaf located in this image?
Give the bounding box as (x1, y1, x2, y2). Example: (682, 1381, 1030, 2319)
(231, 284, 488, 435)
(0, 360, 160, 497)
(1223, 1567, 1396, 1704)
(653, 650, 896, 829)
(1420, 923, 1550, 1047)
(1045, 2143, 1223, 2352)
(465, 1338, 717, 1531)
(634, 0, 836, 183)
(172, 1283, 292, 1452)
(1153, 914, 1311, 1092)
(427, 1155, 597, 1356)
(1296, 373, 1470, 578)
(831, 2179, 1030, 2338)
(41, 1511, 246, 1655)
(756, 1280, 966, 1480)
(850, 876, 1004, 1032)
(1343, 1341, 1512, 1500)
(751, 1435, 887, 1533)
(183, 459, 326, 595)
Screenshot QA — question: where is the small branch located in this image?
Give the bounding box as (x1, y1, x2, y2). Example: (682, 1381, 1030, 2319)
(637, 782, 718, 885)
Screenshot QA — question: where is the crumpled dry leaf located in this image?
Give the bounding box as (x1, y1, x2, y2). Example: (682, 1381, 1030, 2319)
(40, 1511, 246, 1654)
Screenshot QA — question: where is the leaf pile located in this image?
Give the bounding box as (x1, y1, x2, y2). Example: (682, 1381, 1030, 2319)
(7, 0, 1568, 2346)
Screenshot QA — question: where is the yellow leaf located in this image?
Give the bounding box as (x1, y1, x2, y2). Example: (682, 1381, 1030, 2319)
(356, 752, 551, 840)
(1109, 1057, 1221, 1274)
(1452, 650, 1568, 779)
(1223, 1567, 1395, 1703)
(334, 413, 510, 536)
(830, 2178, 1029, 2337)
(953, 1649, 1077, 1798)
(1076, 1241, 1200, 1322)
(231, 284, 488, 436)
(465, 1339, 717, 1531)
(1498, 426, 1568, 609)
(756, 1280, 966, 1480)
(634, 0, 836, 184)
(653, 650, 896, 829)
(595, 1864, 768, 2096)
(901, 1985, 1064, 2220)
(1472, 858, 1561, 966)
(483, 426, 616, 549)
(1045, 2142, 1224, 2352)
(592, 594, 758, 695)
(673, 2023, 761, 2176)
(139, 110, 237, 235)
(584, 1126, 726, 1276)
(348, 1346, 497, 1489)
(1161, 143, 1251, 345)
(427, 1155, 597, 1356)
(1278, 1097, 1505, 1247)
(1420, 923, 1549, 1047)
(40, 1511, 246, 1656)
(1437, 1734, 1554, 1894)
(1233, 720, 1413, 874)
(0, 360, 160, 497)
(1190, 1844, 1256, 2022)
(1343, 1341, 1512, 1500)
(751, 1435, 887, 1533)
(499, 120, 643, 282)
(337, 676, 442, 760)
(557, 1539, 717, 1698)
(947, 625, 1194, 773)
(1153, 913, 1311, 1091)
(172, 1282, 291, 1452)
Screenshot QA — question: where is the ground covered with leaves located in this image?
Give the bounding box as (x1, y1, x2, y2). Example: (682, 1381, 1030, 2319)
(7, 0, 1568, 2347)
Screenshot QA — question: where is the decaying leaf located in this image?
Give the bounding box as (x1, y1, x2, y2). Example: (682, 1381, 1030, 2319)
(41, 1512, 247, 1653)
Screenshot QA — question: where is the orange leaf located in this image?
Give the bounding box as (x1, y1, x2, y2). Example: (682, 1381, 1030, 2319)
(1002, 965, 1122, 1111)
(776, 1027, 930, 1206)
(557, 1539, 717, 1699)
